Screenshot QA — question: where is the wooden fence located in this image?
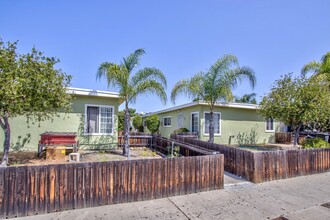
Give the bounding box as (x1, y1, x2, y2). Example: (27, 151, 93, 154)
(118, 132, 152, 147)
(170, 134, 330, 183)
(253, 148, 330, 183)
(0, 155, 224, 218)
(275, 132, 293, 144)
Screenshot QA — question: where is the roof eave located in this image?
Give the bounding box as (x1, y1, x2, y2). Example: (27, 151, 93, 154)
(144, 100, 259, 116)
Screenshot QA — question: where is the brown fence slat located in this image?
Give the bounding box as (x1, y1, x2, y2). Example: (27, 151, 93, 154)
(38, 166, 47, 214)
(107, 161, 114, 205)
(161, 159, 167, 198)
(66, 164, 74, 210)
(178, 158, 184, 195)
(0, 168, 5, 219)
(195, 156, 201, 193)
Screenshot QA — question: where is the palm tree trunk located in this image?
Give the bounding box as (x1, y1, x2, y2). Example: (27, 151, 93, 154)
(123, 101, 130, 157)
(0, 115, 11, 167)
(209, 111, 214, 143)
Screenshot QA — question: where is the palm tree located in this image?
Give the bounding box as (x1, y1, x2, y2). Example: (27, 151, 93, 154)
(171, 54, 256, 143)
(234, 93, 257, 104)
(97, 49, 167, 157)
(302, 52, 330, 81)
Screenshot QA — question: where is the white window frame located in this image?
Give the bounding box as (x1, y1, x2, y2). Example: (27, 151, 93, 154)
(203, 111, 221, 136)
(190, 112, 199, 133)
(163, 116, 172, 127)
(84, 104, 115, 135)
(265, 118, 275, 132)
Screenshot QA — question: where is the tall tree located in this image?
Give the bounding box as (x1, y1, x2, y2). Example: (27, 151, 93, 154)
(0, 39, 72, 166)
(97, 49, 167, 157)
(171, 54, 256, 143)
(234, 93, 257, 104)
(302, 52, 330, 81)
(259, 73, 330, 146)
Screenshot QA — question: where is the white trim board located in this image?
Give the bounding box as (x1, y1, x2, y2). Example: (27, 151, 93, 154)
(67, 87, 120, 98)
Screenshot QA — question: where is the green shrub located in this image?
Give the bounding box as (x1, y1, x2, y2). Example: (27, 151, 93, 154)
(132, 115, 143, 131)
(172, 128, 190, 134)
(145, 114, 160, 134)
(302, 137, 330, 149)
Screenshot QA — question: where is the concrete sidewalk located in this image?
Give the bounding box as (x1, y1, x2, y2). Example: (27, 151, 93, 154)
(15, 172, 330, 220)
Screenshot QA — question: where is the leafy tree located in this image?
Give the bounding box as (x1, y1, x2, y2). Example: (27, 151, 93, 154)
(171, 54, 256, 143)
(0, 39, 72, 166)
(118, 111, 125, 131)
(97, 49, 167, 157)
(259, 73, 330, 146)
(132, 115, 143, 131)
(302, 52, 330, 81)
(234, 93, 257, 104)
(145, 114, 160, 134)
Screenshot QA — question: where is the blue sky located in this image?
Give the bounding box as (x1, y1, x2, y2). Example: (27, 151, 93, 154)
(1, 0, 330, 113)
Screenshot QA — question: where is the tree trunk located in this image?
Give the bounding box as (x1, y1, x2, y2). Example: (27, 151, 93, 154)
(293, 123, 302, 146)
(123, 101, 130, 157)
(208, 111, 214, 143)
(0, 116, 11, 167)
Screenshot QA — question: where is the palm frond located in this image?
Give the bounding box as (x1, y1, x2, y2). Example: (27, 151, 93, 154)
(130, 80, 167, 105)
(235, 93, 257, 103)
(209, 54, 238, 76)
(171, 54, 256, 106)
(319, 53, 330, 76)
(237, 66, 256, 88)
(130, 67, 167, 88)
(96, 62, 113, 80)
(301, 61, 321, 76)
(321, 52, 330, 64)
(96, 62, 125, 89)
(171, 80, 190, 104)
(171, 73, 204, 104)
(212, 81, 233, 102)
(122, 49, 145, 73)
(302, 52, 330, 82)
(224, 66, 256, 90)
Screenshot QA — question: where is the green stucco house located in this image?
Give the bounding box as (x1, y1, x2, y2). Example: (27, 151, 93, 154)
(143, 101, 280, 145)
(1, 87, 122, 152)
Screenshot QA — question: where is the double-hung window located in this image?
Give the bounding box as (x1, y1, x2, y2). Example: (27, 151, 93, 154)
(163, 116, 172, 127)
(204, 112, 221, 135)
(190, 112, 199, 133)
(85, 105, 114, 134)
(265, 118, 274, 132)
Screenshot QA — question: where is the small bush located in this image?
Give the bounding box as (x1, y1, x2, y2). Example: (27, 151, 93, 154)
(145, 114, 160, 134)
(172, 128, 190, 134)
(132, 115, 143, 132)
(302, 137, 330, 149)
